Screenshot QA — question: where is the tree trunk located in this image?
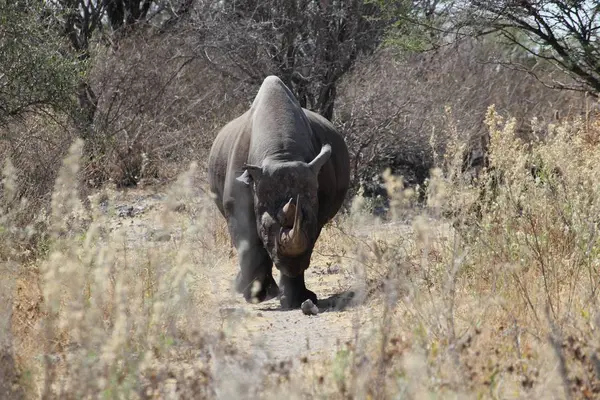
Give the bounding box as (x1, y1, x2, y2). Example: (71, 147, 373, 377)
(318, 83, 336, 121)
(75, 81, 98, 140)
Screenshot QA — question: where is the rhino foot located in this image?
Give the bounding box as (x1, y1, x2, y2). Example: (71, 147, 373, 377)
(279, 272, 317, 309)
(237, 273, 280, 304)
(280, 288, 317, 310)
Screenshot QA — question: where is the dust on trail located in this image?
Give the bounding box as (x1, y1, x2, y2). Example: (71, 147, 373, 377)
(106, 187, 387, 368)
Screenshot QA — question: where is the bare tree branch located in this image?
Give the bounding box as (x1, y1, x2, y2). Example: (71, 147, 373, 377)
(465, 0, 600, 95)
(189, 0, 395, 120)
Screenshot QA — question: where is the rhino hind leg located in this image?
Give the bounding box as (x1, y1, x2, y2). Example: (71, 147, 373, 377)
(235, 242, 280, 303)
(279, 273, 317, 310)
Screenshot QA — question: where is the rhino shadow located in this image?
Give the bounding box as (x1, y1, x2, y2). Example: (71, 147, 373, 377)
(316, 290, 356, 312)
(256, 290, 356, 313)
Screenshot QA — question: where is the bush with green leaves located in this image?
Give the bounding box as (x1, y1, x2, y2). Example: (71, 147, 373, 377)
(0, 1, 80, 125)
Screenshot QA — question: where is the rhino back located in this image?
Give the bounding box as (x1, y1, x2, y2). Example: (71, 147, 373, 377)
(248, 77, 317, 164)
(303, 109, 350, 225)
(208, 110, 252, 216)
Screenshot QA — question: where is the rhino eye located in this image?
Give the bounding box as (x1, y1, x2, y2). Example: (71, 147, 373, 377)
(261, 212, 275, 227)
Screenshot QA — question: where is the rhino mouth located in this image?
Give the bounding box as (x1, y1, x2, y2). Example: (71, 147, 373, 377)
(277, 195, 309, 257)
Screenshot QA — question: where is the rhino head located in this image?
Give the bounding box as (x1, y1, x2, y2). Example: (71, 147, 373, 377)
(237, 145, 331, 276)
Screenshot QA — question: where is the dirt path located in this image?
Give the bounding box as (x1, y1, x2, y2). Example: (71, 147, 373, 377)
(105, 187, 385, 369)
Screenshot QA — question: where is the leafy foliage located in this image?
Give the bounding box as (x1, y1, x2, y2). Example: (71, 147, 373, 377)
(0, 1, 81, 125)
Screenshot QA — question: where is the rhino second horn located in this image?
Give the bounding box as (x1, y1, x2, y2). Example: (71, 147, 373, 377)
(279, 195, 307, 256)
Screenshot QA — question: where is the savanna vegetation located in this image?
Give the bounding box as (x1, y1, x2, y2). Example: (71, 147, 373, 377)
(1, 0, 600, 398)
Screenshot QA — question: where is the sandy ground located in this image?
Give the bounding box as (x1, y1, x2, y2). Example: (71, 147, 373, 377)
(104, 187, 385, 368)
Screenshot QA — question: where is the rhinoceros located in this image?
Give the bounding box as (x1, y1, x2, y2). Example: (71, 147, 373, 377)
(208, 76, 350, 309)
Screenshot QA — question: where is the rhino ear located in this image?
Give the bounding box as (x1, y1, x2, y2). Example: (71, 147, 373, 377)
(236, 170, 253, 186)
(308, 144, 332, 175)
(236, 164, 263, 186)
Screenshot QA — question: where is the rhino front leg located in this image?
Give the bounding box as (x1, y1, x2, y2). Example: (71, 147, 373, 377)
(225, 196, 279, 303)
(235, 240, 279, 303)
(279, 273, 317, 310)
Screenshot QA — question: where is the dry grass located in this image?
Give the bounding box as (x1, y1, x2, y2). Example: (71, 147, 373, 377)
(2, 107, 600, 399)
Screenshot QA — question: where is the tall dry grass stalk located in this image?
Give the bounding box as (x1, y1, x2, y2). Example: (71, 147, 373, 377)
(287, 106, 600, 398)
(1, 157, 31, 399)
(4, 138, 230, 398)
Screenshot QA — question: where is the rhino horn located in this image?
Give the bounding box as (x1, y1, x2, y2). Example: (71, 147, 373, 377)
(308, 144, 332, 175)
(281, 198, 296, 227)
(279, 195, 307, 256)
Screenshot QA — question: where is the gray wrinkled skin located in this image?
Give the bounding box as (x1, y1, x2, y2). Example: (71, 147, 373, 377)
(208, 76, 350, 309)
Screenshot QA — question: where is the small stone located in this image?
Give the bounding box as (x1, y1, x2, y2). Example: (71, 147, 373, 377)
(171, 202, 186, 212)
(326, 264, 341, 274)
(301, 299, 319, 316)
(117, 205, 134, 218)
(116, 204, 145, 217)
